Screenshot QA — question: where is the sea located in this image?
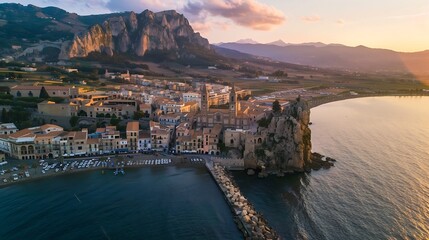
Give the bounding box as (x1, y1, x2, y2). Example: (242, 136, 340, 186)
(1, 96, 428, 240)
(0, 166, 242, 240)
(233, 96, 429, 239)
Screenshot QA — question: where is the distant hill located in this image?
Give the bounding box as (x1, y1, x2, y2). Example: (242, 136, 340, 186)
(219, 42, 429, 73)
(235, 38, 260, 44)
(267, 40, 288, 47)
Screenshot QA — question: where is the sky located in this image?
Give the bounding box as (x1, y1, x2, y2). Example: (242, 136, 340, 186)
(1, 0, 429, 52)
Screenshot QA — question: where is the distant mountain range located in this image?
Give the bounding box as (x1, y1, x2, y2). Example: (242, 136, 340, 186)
(218, 40, 429, 73)
(1, 3, 428, 74)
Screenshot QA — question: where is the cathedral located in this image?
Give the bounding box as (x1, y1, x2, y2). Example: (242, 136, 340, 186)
(196, 84, 252, 129)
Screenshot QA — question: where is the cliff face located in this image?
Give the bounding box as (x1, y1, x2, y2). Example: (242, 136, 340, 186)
(65, 10, 210, 58)
(245, 99, 312, 172)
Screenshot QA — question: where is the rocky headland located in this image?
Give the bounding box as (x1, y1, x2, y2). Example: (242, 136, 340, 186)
(244, 97, 337, 177)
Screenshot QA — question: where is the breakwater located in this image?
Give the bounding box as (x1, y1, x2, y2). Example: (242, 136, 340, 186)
(206, 160, 279, 239)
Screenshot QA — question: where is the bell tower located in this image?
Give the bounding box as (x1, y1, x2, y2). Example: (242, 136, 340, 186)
(229, 84, 238, 117)
(201, 84, 209, 114)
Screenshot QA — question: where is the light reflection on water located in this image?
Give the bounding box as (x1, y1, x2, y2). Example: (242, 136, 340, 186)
(234, 96, 429, 240)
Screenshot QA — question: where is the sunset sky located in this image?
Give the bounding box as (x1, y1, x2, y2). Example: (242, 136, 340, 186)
(2, 0, 429, 52)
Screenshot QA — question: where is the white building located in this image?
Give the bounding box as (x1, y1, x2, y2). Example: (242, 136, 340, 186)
(0, 123, 19, 135)
(138, 132, 151, 152)
(183, 92, 201, 108)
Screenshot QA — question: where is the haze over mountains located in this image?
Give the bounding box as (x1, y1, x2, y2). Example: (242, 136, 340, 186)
(218, 40, 429, 73)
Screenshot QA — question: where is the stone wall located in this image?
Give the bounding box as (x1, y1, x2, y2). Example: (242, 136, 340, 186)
(211, 157, 245, 170)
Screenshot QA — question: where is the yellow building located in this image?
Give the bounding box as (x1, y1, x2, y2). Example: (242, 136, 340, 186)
(37, 101, 78, 117)
(126, 121, 139, 153)
(197, 84, 251, 129)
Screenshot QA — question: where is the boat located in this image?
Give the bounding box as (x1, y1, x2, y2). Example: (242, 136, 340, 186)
(24, 171, 30, 177)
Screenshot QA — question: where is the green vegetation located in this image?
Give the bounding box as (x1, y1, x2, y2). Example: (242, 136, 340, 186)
(257, 114, 273, 128)
(69, 116, 79, 127)
(271, 70, 288, 78)
(272, 100, 281, 114)
(0, 107, 32, 129)
(110, 114, 121, 126)
(133, 111, 145, 120)
(77, 110, 87, 117)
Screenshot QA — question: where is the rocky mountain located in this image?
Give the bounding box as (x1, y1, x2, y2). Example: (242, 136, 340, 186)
(0, 3, 210, 62)
(244, 98, 312, 173)
(65, 10, 210, 59)
(219, 42, 429, 73)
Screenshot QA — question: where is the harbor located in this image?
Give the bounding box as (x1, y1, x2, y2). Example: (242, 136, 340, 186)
(206, 160, 279, 240)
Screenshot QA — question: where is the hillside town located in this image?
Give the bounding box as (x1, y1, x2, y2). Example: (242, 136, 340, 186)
(0, 77, 283, 161)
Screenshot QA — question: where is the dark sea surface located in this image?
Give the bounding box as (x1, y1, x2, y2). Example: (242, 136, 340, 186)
(233, 96, 429, 239)
(1, 96, 428, 240)
(0, 166, 242, 240)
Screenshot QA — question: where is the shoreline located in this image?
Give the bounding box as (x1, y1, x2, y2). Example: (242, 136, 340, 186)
(307, 92, 429, 109)
(0, 156, 207, 188)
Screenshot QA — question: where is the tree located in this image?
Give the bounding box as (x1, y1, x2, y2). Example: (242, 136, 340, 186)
(39, 87, 50, 99)
(77, 110, 87, 117)
(69, 116, 79, 127)
(273, 100, 281, 114)
(133, 111, 144, 120)
(1, 108, 7, 122)
(271, 70, 288, 78)
(110, 116, 121, 126)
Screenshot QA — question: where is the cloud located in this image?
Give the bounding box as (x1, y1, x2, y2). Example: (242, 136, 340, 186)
(301, 15, 321, 23)
(105, 0, 185, 13)
(336, 19, 345, 25)
(24, 0, 285, 31)
(184, 0, 285, 30)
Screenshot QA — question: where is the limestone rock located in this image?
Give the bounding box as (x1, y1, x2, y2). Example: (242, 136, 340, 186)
(66, 10, 210, 58)
(249, 98, 312, 172)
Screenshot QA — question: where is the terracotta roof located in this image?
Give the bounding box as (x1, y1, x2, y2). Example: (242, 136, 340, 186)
(40, 124, 63, 132)
(95, 128, 105, 133)
(184, 101, 198, 106)
(35, 131, 64, 139)
(127, 121, 139, 132)
(8, 128, 33, 138)
(11, 85, 74, 91)
(87, 138, 100, 144)
(139, 131, 151, 139)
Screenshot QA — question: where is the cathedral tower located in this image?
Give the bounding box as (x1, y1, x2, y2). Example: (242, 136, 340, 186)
(230, 84, 238, 117)
(201, 84, 209, 114)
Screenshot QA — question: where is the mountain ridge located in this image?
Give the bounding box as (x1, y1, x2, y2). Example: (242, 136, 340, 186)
(0, 3, 211, 63)
(218, 42, 429, 73)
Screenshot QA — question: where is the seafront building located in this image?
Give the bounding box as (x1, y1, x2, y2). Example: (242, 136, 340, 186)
(1, 80, 275, 160)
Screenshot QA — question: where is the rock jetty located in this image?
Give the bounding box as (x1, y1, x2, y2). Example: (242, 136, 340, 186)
(209, 163, 279, 240)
